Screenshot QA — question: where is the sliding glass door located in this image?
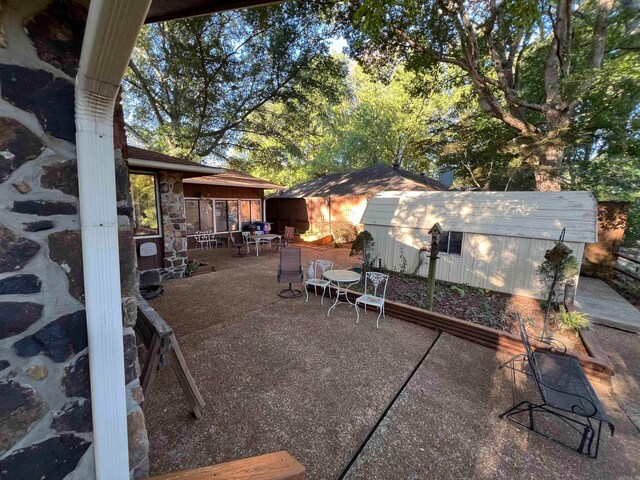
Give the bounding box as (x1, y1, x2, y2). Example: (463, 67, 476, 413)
(186, 198, 254, 235)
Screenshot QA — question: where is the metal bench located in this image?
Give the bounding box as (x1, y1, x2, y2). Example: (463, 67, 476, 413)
(499, 314, 614, 458)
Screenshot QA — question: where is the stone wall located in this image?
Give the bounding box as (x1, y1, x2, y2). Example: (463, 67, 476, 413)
(0, 1, 148, 478)
(160, 172, 188, 280)
(140, 171, 188, 284)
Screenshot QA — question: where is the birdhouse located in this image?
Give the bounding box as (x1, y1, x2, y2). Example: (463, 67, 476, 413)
(428, 222, 443, 258)
(428, 222, 443, 236)
(544, 241, 573, 264)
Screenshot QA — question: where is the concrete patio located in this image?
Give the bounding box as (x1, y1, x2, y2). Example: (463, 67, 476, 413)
(145, 246, 640, 479)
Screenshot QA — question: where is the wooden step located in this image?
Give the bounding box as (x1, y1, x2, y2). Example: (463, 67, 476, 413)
(148, 451, 305, 480)
(191, 263, 216, 276)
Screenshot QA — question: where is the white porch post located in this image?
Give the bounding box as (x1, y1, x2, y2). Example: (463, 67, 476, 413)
(75, 1, 152, 478)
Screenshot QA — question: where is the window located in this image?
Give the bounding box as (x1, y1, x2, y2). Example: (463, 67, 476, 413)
(227, 201, 239, 232)
(215, 200, 228, 232)
(250, 200, 262, 223)
(438, 231, 463, 255)
(185, 199, 199, 234)
(240, 200, 262, 228)
(198, 200, 213, 231)
(130, 172, 160, 237)
(187, 198, 259, 235)
(240, 200, 252, 229)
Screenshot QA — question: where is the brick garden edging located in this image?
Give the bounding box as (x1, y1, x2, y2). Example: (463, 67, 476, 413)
(320, 286, 614, 385)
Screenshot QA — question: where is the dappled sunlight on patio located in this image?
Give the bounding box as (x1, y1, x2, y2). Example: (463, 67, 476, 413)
(144, 246, 438, 478)
(141, 247, 640, 479)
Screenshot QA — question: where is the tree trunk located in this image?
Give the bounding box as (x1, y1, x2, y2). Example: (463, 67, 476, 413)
(534, 144, 563, 191)
(534, 107, 571, 192)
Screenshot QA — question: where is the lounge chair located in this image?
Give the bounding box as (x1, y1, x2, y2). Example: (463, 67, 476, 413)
(277, 247, 304, 298)
(499, 314, 614, 458)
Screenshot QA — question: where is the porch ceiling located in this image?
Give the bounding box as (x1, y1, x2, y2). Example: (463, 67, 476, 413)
(146, 0, 286, 23)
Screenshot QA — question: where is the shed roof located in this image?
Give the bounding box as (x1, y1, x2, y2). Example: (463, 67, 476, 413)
(362, 191, 598, 243)
(271, 164, 446, 199)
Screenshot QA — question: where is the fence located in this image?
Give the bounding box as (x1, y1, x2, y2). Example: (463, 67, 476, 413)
(615, 251, 640, 283)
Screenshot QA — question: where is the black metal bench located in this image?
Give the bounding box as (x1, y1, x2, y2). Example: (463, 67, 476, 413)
(499, 314, 614, 458)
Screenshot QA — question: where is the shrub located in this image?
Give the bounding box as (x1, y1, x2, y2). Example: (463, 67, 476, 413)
(537, 253, 579, 300)
(350, 230, 376, 270)
(450, 284, 466, 297)
(185, 259, 200, 277)
(556, 306, 590, 336)
(332, 220, 357, 244)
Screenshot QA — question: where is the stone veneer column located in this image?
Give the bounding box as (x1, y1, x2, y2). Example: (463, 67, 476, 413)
(159, 172, 188, 280)
(0, 1, 148, 478)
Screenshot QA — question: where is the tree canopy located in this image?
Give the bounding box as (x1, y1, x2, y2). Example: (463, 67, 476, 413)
(123, 2, 342, 160)
(123, 0, 640, 244)
(338, 0, 640, 191)
(228, 62, 471, 185)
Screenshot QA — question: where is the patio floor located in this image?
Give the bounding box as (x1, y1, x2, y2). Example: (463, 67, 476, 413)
(145, 246, 640, 479)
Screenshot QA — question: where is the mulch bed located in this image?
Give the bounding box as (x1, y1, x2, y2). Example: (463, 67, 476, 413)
(355, 272, 586, 355)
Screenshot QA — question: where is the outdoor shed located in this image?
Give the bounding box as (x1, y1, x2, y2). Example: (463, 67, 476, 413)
(266, 163, 446, 235)
(362, 191, 599, 299)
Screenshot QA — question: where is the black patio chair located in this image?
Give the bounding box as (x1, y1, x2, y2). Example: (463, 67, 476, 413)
(228, 232, 247, 257)
(277, 247, 303, 298)
(499, 314, 614, 458)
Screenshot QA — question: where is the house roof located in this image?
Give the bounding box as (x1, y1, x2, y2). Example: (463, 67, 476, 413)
(184, 172, 284, 190)
(127, 146, 282, 189)
(362, 191, 598, 243)
(146, 0, 284, 23)
(127, 146, 226, 177)
(270, 164, 447, 199)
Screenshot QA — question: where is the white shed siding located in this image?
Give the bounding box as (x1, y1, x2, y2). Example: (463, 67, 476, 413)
(362, 191, 598, 243)
(368, 225, 584, 299)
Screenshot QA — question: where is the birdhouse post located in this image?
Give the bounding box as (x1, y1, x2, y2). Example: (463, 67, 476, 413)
(426, 222, 443, 310)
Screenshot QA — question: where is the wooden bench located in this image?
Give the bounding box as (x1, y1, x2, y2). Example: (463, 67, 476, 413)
(136, 296, 205, 418)
(148, 451, 305, 480)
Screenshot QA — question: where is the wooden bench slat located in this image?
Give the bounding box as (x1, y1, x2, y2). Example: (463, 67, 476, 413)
(148, 451, 305, 480)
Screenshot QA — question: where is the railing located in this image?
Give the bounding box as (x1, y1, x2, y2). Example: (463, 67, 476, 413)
(615, 251, 640, 282)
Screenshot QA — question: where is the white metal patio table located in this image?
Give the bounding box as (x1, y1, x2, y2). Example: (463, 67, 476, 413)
(249, 234, 282, 256)
(324, 269, 361, 316)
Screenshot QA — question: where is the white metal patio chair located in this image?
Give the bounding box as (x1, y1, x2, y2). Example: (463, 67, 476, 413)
(207, 232, 224, 249)
(355, 271, 389, 329)
(242, 231, 258, 254)
(195, 231, 209, 250)
(305, 259, 334, 305)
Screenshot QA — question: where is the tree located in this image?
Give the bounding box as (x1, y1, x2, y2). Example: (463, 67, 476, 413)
(123, 2, 341, 160)
(339, 0, 638, 191)
(230, 61, 466, 184)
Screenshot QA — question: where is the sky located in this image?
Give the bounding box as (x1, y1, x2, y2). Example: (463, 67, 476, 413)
(329, 37, 349, 55)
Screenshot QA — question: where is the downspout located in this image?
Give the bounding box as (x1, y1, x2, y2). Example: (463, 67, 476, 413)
(75, 1, 152, 478)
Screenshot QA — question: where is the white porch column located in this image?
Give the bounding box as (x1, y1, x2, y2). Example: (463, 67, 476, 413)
(75, 1, 152, 478)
